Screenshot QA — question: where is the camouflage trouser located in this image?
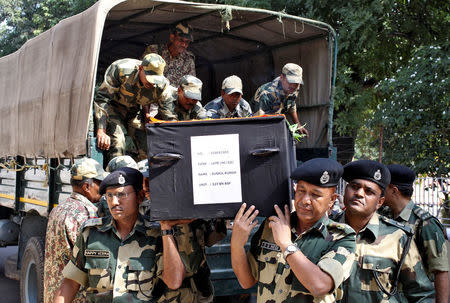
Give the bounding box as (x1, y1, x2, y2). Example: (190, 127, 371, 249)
(103, 105, 139, 163)
(128, 126, 148, 162)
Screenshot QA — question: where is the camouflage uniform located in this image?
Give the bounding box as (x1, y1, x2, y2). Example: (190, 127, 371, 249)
(142, 44, 196, 87)
(154, 219, 227, 303)
(247, 214, 356, 303)
(204, 96, 252, 118)
(94, 56, 174, 162)
(62, 215, 162, 303)
(334, 212, 435, 302)
(157, 85, 207, 121)
(380, 200, 449, 279)
(250, 77, 298, 116)
(44, 192, 98, 303)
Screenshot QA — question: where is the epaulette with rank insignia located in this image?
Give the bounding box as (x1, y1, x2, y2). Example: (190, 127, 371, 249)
(412, 206, 432, 221)
(380, 215, 414, 236)
(328, 221, 355, 234)
(81, 217, 103, 229)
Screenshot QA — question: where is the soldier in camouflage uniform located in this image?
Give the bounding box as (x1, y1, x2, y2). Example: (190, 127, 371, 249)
(334, 160, 435, 302)
(231, 158, 356, 302)
(54, 167, 186, 303)
(141, 22, 196, 87)
(132, 75, 207, 161)
(44, 158, 107, 303)
(251, 63, 308, 136)
(156, 75, 207, 121)
(381, 164, 449, 303)
(205, 75, 252, 119)
(94, 53, 174, 163)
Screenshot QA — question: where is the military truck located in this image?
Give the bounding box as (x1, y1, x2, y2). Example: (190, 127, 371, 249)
(0, 0, 337, 302)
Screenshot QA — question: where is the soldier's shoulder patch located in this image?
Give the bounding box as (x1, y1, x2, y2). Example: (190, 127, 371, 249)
(82, 217, 103, 229)
(380, 215, 414, 235)
(412, 206, 432, 221)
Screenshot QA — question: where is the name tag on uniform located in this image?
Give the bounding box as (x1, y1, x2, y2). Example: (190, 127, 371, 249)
(85, 250, 110, 258)
(261, 241, 280, 251)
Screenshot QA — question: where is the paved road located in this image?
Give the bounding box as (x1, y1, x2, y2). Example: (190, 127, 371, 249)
(0, 246, 20, 303)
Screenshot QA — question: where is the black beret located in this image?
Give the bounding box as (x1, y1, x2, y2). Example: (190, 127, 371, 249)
(99, 167, 143, 195)
(343, 160, 391, 190)
(290, 158, 343, 187)
(387, 164, 416, 187)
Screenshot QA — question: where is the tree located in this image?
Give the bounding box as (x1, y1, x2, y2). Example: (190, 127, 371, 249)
(0, 0, 97, 57)
(197, 0, 449, 175)
(372, 43, 449, 176)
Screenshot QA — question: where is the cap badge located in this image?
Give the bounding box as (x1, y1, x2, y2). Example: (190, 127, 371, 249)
(118, 174, 125, 185)
(320, 171, 330, 184)
(374, 169, 382, 181)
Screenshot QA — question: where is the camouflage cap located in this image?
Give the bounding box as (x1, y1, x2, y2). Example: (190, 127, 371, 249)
(172, 22, 194, 42)
(282, 63, 304, 84)
(106, 155, 138, 172)
(137, 159, 149, 178)
(70, 158, 108, 181)
(180, 75, 202, 101)
(141, 53, 166, 84)
(222, 75, 243, 95)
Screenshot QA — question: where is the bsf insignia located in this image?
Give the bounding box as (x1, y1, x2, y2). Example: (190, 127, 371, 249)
(320, 171, 330, 184)
(85, 250, 110, 258)
(118, 174, 125, 184)
(374, 169, 381, 180)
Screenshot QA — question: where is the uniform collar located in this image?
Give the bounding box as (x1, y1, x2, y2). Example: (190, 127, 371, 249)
(338, 212, 380, 241)
(396, 200, 414, 222)
(98, 213, 147, 236)
(357, 213, 380, 242)
(290, 213, 329, 239)
(218, 97, 240, 116)
(69, 192, 97, 217)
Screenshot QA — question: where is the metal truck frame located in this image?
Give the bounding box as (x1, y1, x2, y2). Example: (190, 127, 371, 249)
(0, 1, 337, 302)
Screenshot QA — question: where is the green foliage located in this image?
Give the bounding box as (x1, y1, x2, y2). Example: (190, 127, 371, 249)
(0, 0, 97, 57)
(371, 44, 450, 176)
(199, 0, 449, 175)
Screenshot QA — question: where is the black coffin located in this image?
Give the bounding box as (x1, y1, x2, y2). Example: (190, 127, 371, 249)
(146, 115, 296, 220)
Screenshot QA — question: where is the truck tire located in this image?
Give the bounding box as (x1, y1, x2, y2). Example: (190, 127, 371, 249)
(20, 237, 45, 303)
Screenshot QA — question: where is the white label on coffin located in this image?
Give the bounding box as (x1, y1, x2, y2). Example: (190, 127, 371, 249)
(191, 134, 242, 205)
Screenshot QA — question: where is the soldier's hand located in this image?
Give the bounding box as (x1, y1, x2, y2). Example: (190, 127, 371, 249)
(268, 204, 292, 250)
(298, 123, 309, 137)
(96, 129, 111, 150)
(231, 203, 259, 247)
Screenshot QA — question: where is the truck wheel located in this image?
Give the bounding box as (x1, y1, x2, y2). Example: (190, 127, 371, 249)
(20, 237, 45, 303)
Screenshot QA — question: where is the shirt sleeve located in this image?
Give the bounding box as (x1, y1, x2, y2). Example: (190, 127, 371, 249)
(316, 231, 356, 291)
(62, 229, 89, 287)
(420, 218, 449, 273)
(94, 63, 121, 129)
(251, 87, 274, 115)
